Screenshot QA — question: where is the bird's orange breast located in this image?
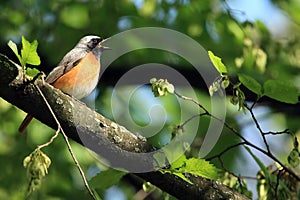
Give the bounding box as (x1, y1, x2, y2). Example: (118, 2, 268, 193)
(52, 52, 100, 99)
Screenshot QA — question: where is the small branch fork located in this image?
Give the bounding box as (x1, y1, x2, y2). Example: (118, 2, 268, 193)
(33, 76, 96, 200)
(174, 91, 300, 182)
(245, 103, 271, 153)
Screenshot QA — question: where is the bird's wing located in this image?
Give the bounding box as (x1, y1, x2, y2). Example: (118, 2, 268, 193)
(45, 49, 87, 84)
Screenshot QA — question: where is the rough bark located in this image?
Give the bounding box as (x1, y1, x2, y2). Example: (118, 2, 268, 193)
(0, 53, 250, 200)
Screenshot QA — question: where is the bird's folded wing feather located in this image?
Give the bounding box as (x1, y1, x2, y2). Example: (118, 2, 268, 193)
(45, 49, 86, 84)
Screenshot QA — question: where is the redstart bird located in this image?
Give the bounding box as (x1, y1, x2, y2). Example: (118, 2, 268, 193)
(19, 35, 110, 132)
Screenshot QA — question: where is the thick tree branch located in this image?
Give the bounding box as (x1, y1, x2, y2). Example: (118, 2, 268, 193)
(0, 53, 249, 200)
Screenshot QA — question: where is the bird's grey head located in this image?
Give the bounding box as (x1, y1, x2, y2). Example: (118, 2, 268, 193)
(76, 35, 102, 50)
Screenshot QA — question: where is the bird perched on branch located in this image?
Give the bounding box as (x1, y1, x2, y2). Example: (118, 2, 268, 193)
(19, 35, 110, 132)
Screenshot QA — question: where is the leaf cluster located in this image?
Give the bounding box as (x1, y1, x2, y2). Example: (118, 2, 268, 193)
(209, 51, 299, 106)
(23, 149, 51, 196)
(161, 155, 219, 184)
(150, 78, 175, 97)
(8, 36, 40, 77)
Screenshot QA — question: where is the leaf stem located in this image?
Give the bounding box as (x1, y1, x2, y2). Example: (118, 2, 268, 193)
(34, 83, 97, 200)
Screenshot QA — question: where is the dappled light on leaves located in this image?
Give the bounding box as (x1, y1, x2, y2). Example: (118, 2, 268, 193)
(0, 0, 299, 199)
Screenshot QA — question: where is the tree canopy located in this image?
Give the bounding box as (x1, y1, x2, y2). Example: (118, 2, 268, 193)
(0, 0, 299, 199)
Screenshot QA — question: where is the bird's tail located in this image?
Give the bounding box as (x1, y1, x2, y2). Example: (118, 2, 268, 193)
(19, 114, 33, 132)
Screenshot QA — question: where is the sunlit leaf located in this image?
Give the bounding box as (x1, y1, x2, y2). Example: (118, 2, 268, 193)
(169, 154, 186, 170)
(26, 68, 40, 77)
(208, 51, 227, 75)
(184, 158, 219, 180)
(7, 40, 22, 65)
(173, 172, 193, 184)
(21, 36, 41, 67)
(163, 155, 219, 183)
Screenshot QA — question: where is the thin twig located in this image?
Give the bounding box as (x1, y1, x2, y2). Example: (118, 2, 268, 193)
(178, 113, 205, 131)
(222, 0, 247, 18)
(207, 142, 246, 161)
(34, 84, 97, 200)
(174, 91, 210, 114)
(37, 128, 60, 149)
(239, 175, 258, 180)
(174, 90, 300, 182)
(245, 104, 271, 153)
(174, 90, 248, 142)
(264, 129, 290, 136)
(247, 142, 299, 181)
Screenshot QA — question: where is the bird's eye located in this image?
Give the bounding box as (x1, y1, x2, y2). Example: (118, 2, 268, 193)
(87, 37, 102, 49)
(92, 38, 102, 44)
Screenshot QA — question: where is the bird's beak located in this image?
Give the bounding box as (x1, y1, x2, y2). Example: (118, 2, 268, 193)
(99, 37, 111, 50)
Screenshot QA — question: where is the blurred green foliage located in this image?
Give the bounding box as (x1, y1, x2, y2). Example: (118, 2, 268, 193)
(0, 0, 300, 199)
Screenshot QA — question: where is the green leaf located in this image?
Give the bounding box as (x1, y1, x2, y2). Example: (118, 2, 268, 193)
(160, 170, 193, 184)
(169, 154, 186, 170)
(162, 156, 219, 183)
(183, 158, 219, 180)
(288, 149, 300, 168)
(208, 51, 227, 75)
(21, 36, 41, 67)
(26, 68, 40, 77)
(90, 169, 127, 190)
(245, 147, 269, 178)
(238, 73, 262, 96)
(150, 78, 175, 97)
(263, 80, 298, 104)
(7, 40, 22, 64)
(91, 188, 103, 200)
(173, 172, 193, 184)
